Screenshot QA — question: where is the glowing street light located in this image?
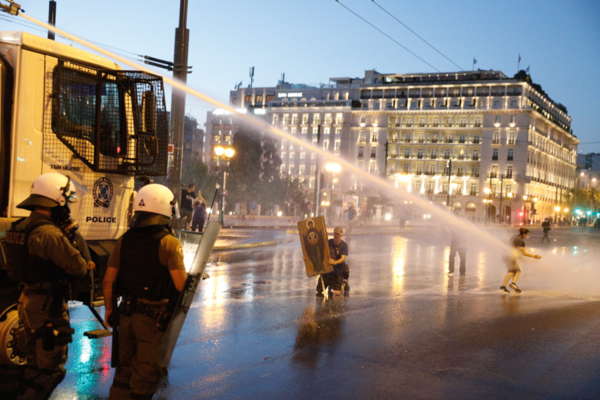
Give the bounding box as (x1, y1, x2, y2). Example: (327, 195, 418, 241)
(214, 146, 235, 223)
(324, 162, 341, 222)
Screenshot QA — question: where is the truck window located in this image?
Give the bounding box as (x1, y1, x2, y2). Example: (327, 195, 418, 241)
(52, 67, 126, 158)
(51, 60, 168, 176)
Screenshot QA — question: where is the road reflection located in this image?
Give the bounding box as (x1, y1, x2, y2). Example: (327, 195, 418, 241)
(292, 298, 346, 369)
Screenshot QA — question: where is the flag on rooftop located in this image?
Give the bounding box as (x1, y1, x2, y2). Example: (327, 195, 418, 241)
(473, 58, 477, 64)
(518, 54, 522, 62)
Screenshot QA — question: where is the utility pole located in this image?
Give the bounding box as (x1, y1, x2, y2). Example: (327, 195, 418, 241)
(167, 0, 190, 196)
(47, 1, 56, 40)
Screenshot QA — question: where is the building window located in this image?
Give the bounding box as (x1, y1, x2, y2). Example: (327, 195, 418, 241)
(506, 184, 512, 193)
(324, 114, 332, 124)
(289, 165, 295, 175)
(335, 127, 342, 136)
(213, 135, 220, 142)
(473, 134, 480, 144)
(335, 114, 343, 124)
(280, 164, 286, 174)
(300, 152, 306, 159)
(507, 149, 514, 161)
(370, 147, 377, 158)
(358, 161, 363, 169)
(405, 133, 411, 142)
(323, 140, 329, 150)
(291, 127, 297, 135)
(470, 183, 477, 195)
(289, 152, 295, 159)
(334, 140, 341, 151)
(334, 92, 340, 100)
(507, 166, 513, 177)
(272, 115, 279, 125)
(492, 149, 499, 160)
(359, 132, 366, 142)
(404, 149, 410, 158)
(301, 127, 308, 135)
(508, 132, 515, 144)
(312, 138, 318, 146)
(358, 147, 364, 158)
(299, 165, 305, 175)
(313, 114, 321, 124)
(302, 114, 309, 124)
(370, 162, 377, 174)
(311, 153, 316, 160)
(403, 164, 409, 172)
(458, 166, 464, 175)
(281, 152, 286, 159)
(430, 165, 436, 174)
(283, 115, 289, 125)
(493, 132, 500, 144)
(325, 93, 330, 100)
(244, 95, 252, 103)
(266, 95, 274, 102)
(255, 95, 263, 103)
(371, 132, 378, 142)
(344, 92, 349, 100)
(417, 165, 422, 174)
(309, 178, 315, 188)
(310, 165, 316, 174)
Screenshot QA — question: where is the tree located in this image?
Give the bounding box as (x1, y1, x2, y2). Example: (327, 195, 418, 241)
(181, 157, 218, 204)
(225, 128, 303, 215)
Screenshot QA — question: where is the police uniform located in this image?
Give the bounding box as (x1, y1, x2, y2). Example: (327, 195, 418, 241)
(4, 173, 89, 400)
(106, 184, 186, 400)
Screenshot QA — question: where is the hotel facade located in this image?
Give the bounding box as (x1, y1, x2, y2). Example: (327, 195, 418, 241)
(206, 69, 578, 221)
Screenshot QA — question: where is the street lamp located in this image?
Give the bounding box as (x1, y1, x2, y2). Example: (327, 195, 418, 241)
(214, 146, 235, 224)
(325, 162, 341, 222)
(555, 205, 561, 222)
(484, 187, 491, 223)
(507, 192, 513, 224)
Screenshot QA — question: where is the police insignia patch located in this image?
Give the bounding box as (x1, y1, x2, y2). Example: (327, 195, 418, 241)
(93, 177, 114, 208)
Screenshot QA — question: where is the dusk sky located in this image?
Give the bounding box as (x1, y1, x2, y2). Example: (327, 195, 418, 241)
(2, 0, 599, 152)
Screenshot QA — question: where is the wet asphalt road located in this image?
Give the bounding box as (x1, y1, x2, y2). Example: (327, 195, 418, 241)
(52, 226, 600, 399)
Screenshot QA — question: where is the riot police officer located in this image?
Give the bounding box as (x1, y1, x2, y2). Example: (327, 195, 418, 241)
(104, 184, 187, 400)
(3, 172, 91, 400)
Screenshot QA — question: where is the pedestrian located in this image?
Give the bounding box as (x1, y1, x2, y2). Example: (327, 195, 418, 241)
(316, 227, 349, 296)
(447, 225, 466, 275)
(191, 192, 207, 233)
(3, 173, 93, 399)
(180, 183, 196, 230)
(346, 205, 356, 236)
(541, 218, 551, 244)
(249, 199, 257, 221)
(398, 207, 406, 229)
(104, 184, 188, 400)
(500, 227, 542, 293)
(240, 199, 247, 221)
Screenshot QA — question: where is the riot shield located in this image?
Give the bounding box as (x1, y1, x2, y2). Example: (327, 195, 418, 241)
(157, 221, 221, 368)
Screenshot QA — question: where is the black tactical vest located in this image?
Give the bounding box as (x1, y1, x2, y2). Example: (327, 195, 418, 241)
(117, 226, 176, 301)
(1, 217, 65, 283)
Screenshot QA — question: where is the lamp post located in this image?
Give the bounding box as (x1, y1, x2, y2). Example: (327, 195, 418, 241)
(554, 206, 560, 223)
(507, 192, 513, 224)
(533, 197, 538, 224)
(214, 146, 235, 224)
(325, 162, 341, 223)
(484, 187, 491, 223)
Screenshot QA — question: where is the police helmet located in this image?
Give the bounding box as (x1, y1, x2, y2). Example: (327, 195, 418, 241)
(17, 173, 76, 211)
(133, 184, 175, 217)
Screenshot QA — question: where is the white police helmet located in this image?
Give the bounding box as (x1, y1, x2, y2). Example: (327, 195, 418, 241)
(17, 173, 76, 210)
(133, 184, 174, 217)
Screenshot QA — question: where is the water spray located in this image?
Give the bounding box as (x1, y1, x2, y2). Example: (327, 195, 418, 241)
(7, 4, 512, 251)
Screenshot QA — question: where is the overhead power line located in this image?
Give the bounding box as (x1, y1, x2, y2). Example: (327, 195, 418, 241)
(334, 0, 441, 72)
(370, 0, 464, 71)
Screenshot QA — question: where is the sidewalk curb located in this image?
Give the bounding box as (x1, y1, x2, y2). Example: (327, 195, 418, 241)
(214, 240, 278, 251)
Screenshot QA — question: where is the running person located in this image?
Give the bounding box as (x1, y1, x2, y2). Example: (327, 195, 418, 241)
(500, 228, 541, 293)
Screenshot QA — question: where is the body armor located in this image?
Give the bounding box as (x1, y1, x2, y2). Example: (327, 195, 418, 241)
(1, 217, 64, 283)
(117, 226, 176, 301)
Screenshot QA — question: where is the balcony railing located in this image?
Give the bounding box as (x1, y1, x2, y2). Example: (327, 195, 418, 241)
(507, 156, 514, 161)
(507, 139, 515, 144)
(492, 139, 500, 144)
(445, 139, 454, 143)
(458, 139, 466, 144)
(418, 139, 425, 143)
(472, 139, 481, 144)
(471, 155, 480, 160)
(492, 156, 499, 161)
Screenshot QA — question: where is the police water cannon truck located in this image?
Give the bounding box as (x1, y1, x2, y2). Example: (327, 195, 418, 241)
(0, 29, 170, 367)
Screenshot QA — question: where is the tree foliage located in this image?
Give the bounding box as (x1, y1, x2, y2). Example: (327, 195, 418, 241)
(225, 128, 305, 214)
(181, 157, 218, 204)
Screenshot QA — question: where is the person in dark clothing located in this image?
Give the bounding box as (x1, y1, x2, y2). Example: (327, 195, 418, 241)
(448, 226, 466, 275)
(500, 228, 542, 293)
(190, 195, 207, 233)
(541, 218, 551, 244)
(316, 227, 349, 296)
(180, 184, 196, 230)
